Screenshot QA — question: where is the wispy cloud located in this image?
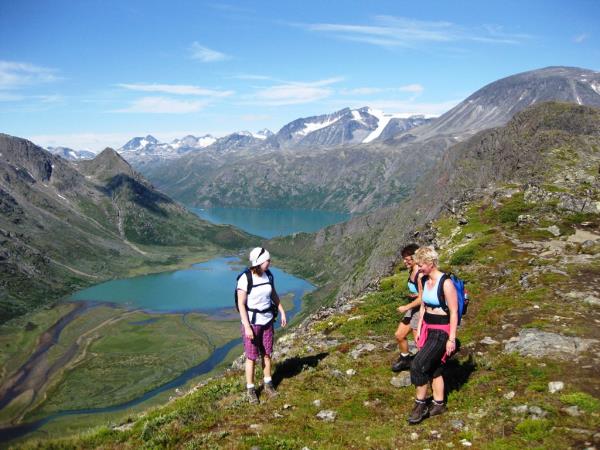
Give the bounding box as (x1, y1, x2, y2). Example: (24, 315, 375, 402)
(0, 60, 61, 90)
(115, 96, 208, 114)
(117, 83, 234, 97)
(190, 42, 230, 62)
(340, 84, 424, 96)
(300, 15, 531, 48)
(249, 77, 344, 106)
(573, 33, 589, 43)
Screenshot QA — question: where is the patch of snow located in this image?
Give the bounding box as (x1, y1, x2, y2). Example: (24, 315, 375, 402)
(57, 193, 67, 200)
(351, 109, 365, 124)
(590, 81, 600, 96)
(296, 116, 341, 136)
(197, 135, 216, 147)
(576, 95, 582, 105)
(362, 108, 410, 143)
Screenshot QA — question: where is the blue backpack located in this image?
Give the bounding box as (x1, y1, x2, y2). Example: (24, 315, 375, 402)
(422, 273, 468, 325)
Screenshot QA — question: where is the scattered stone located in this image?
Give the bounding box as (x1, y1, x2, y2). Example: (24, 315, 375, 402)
(503, 391, 516, 400)
(519, 273, 531, 289)
(346, 369, 356, 376)
(410, 432, 419, 441)
(313, 399, 321, 407)
(517, 214, 538, 226)
(465, 233, 474, 239)
(331, 369, 344, 378)
(450, 419, 465, 431)
(430, 430, 442, 439)
(511, 404, 529, 414)
(390, 372, 412, 388)
(347, 315, 363, 321)
(563, 405, 582, 417)
(316, 410, 337, 422)
(460, 439, 473, 447)
(458, 217, 468, 225)
(350, 342, 377, 359)
(249, 424, 261, 430)
(301, 447, 311, 450)
(533, 305, 540, 309)
(273, 412, 283, 418)
(113, 422, 135, 432)
(528, 405, 547, 417)
(283, 404, 292, 410)
(480, 336, 499, 345)
(547, 225, 561, 237)
(383, 342, 395, 351)
(504, 329, 598, 360)
(584, 295, 600, 306)
(548, 381, 565, 393)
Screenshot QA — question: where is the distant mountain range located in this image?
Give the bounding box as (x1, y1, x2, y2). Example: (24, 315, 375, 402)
(116, 108, 431, 165)
(47, 146, 96, 161)
(137, 67, 600, 213)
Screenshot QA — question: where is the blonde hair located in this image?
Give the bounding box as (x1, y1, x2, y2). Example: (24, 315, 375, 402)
(414, 246, 439, 266)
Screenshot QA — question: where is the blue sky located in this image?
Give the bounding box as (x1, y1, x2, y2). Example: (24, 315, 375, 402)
(0, 0, 598, 151)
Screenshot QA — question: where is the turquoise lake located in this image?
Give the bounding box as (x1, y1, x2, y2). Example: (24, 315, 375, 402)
(189, 206, 351, 238)
(69, 257, 314, 312)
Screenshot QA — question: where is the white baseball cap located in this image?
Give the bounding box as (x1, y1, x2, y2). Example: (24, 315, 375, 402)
(249, 247, 270, 267)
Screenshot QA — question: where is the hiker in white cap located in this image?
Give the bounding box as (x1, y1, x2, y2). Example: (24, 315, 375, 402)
(235, 247, 287, 403)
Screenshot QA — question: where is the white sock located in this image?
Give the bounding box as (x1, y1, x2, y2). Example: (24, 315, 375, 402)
(247, 383, 255, 389)
(264, 377, 272, 384)
(401, 352, 410, 357)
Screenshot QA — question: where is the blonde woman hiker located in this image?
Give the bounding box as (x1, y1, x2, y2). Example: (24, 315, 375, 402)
(408, 246, 458, 424)
(392, 244, 423, 372)
(236, 247, 287, 403)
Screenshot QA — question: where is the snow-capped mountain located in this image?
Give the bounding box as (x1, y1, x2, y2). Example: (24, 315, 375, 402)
(274, 107, 431, 148)
(171, 134, 217, 151)
(121, 135, 159, 152)
(47, 146, 96, 161)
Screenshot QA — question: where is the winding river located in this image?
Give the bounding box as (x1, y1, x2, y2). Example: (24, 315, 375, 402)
(0, 257, 313, 442)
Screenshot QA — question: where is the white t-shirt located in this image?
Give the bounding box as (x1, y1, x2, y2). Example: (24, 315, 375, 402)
(236, 271, 274, 325)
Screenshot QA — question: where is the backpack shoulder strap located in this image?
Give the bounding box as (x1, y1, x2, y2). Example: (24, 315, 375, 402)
(437, 273, 450, 311)
(245, 269, 253, 295)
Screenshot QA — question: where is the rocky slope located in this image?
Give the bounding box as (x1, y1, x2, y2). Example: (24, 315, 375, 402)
(0, 135, 253, 323)
(140, 67, 600, 214)
(267, 102, 600, 314)
(19, 116, 600, 447)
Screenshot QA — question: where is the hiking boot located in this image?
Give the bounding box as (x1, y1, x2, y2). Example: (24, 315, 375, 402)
(247, 387, 259, 404)
(263, 381, 278, 399)
(429, 401, 447, 417)
(391, 354, 412, 372)
(408, 400, 429, 424)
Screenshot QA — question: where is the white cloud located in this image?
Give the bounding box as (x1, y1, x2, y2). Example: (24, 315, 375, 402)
(573, 33, 589, 43)
(0, 60, 60, 90)
(241, 114, 272, 121)
(301, 15, 531, 48)
(190, 42, 230, 62)
(117, 83, 234, 97)
(249, 77, 343, 106)
(399, 84, 424, 93)
(340, 84, 424, 96)
(115, 96, 208, 114)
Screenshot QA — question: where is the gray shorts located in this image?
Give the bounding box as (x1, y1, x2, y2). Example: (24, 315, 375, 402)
(403, 307, 421, 330)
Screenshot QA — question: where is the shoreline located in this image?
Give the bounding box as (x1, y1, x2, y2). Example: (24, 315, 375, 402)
(0, 269, 313, 444)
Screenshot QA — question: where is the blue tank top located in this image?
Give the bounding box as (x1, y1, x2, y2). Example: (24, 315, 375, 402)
(407, 273, 419, 294)
(422, 275, 442, 307)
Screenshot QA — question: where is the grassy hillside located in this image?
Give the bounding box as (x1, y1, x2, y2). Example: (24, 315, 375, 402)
(18, 157, 600, 448)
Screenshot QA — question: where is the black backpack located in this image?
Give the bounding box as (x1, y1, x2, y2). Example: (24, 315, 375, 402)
(234, 268, 278, 324)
